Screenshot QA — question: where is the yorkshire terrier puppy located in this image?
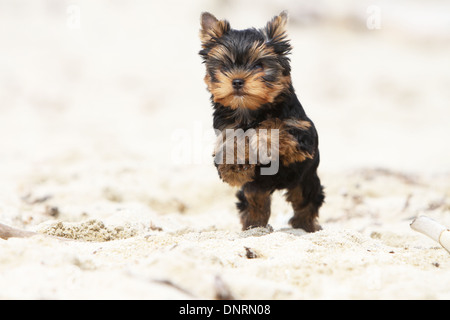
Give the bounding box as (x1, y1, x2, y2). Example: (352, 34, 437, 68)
(199, 11, 325, 232)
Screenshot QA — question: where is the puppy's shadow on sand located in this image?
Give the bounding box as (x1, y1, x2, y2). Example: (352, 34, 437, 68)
(278, 227, 309, 237)
(239, 225, 308, 238)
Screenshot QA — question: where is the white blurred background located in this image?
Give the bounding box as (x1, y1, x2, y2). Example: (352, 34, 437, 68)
(1, 0, 449, 191)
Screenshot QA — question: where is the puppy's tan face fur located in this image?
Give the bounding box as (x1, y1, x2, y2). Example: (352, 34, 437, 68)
(199, 12, 292, 110)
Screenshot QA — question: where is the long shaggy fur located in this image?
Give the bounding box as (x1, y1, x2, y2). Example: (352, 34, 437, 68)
(199, 11, 325, 232)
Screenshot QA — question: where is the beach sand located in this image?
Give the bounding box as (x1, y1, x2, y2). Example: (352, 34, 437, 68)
(1, 0, 449, 299)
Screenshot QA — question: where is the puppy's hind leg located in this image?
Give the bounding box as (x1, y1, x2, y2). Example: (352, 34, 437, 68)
(286, 172, 324, 232)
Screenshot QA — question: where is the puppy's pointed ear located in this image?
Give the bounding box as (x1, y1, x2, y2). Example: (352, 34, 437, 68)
(263, 11, 291, 55)
(199, 12, 230, 46)
(264, 11, 288, 42)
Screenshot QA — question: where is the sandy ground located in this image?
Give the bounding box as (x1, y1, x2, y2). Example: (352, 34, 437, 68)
(1, 0, 450, 299)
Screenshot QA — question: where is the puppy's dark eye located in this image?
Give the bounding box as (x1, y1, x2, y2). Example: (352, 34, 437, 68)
(220, 64, 231, 73)
(251, 62, 264, 70)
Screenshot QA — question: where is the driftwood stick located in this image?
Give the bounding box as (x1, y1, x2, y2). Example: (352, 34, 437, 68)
(0, 222, 70, 241)
(410, 216, 450, 253)
(0, 223, 39, 240)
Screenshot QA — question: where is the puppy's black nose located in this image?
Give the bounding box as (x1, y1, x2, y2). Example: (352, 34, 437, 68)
(232, 79, 244, 89)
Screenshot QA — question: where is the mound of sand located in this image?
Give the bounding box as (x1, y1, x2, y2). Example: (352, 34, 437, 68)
(39, 219, 140, 242)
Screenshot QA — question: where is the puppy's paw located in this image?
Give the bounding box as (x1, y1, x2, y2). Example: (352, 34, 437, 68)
(289, 216, 322, 233)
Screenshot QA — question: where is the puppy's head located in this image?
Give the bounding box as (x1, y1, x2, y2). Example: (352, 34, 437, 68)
(199, 12, 292, 110)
